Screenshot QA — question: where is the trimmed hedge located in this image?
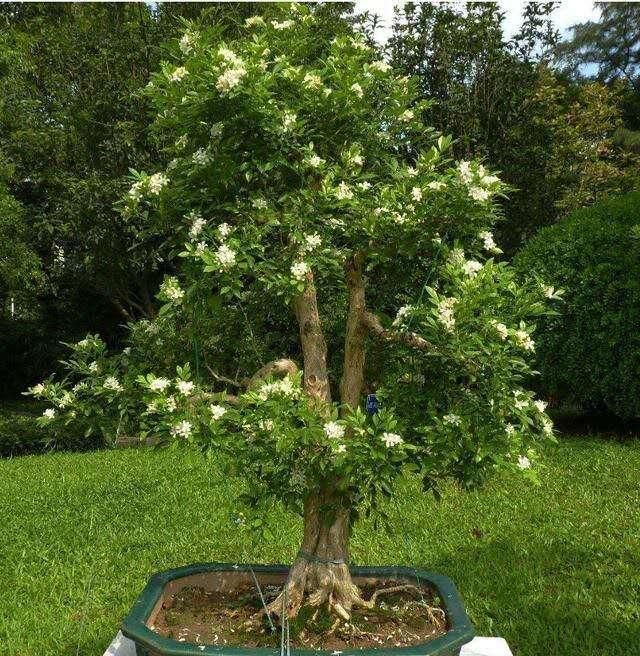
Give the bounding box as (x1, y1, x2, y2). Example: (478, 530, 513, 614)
(515, 192, 640, 418)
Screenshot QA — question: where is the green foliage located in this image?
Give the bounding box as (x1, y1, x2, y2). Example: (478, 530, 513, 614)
(29, 4, 556, 528)
(1, 440, 639, 655)
(515, 192, 640, 419)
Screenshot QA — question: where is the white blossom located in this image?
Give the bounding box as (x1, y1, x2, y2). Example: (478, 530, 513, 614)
(302, 233, 322, 252)
(89, 361, 99, 373)
(43, 408, 56, 419)
(534, 400, 548, 413)
(169, 66, 188, 82)
(128, 180, 144, 202)
(252, 198, 268, 209)
(505, 423, 515, 435)
(171, 420, 192, 439)
(259, 419, 274, 431)
(282, 111, 297, 131)
(411, 187, 423, 201)
(513, 391, 528, 410)
(541, 416, 554, 436)
(382, 432, 403, 447)
(462, 260, 483, 277)
(370, 60, 392, 73)
(306, 154, 325, 168)
(303, 72, 322, 89)
(481, 174, 500, 186)
(469, 186, 490, 202)
(177, 380, 194, 396)
(245, 16, 265, 27)
(350, 83, 363, 98)
(335, 182, 354, 200)
(393, 305, 412, 327)
(437, 297, 458, 332)
(291, 261, 309, 281)
(179, 31, 198, 55)
(216, 67, 246, 94)
(188, 213, 206, 239)
(58, 391, 74, 408)
(159, 277, 184, 302)
(149, 377, 171, 392)
(148, 173, 169, 195)
(543, 285, 556, 298)
(427, 181, 446, 191)
(215, 243, 237, 269)
(336, 443, 347, 454)
(406, 166, 418, 177)
(517, 455, 531, 470)
(103, 377, 123, 392)
(357, 181, 371, 190)
(493, 322, 508, 340)
(443, 414, 461, 426)
(400, 109, 414, 122)
(218, 222, 232, 238)
(514, 329, 535, 352)
(324, 421, 345, 440)
(458, 160, 472, 182)
(166, 396, 177, 412)
(479, 230, 500, 253)
(192, 148, 213, 167)
(272, 19, 294, 29)
(210, 404, 227, 420)
(258, 376, 300, 400)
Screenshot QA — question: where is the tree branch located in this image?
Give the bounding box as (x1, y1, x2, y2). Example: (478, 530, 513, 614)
(204, 365, 245, 389)
(246, 358, 300, 389)
(362, 311, 435, 352)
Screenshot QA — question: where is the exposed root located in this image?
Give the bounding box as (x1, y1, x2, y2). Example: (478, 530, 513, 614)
(353, 583, 425, 609)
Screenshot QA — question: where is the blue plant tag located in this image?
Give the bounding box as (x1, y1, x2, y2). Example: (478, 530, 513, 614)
(366, 393, 379, 415)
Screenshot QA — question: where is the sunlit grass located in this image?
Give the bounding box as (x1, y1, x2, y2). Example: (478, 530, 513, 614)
(1, 437, 638, 655)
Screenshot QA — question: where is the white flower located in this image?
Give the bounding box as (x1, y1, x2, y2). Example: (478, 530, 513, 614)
(534, 400, 548, 413)
(302, 233, 322, 252)
(103, 376, 123, 392)
(272, 19, 294, 29)
(170, 66, 188, 82)
(443, 414, 461, 426)
(89, 361, 99, 373)
(406, 166, 418, 177)
(411, 187, 422, 201)
(437, 297, 457, 332)
(513, 391, 529, 410)
(370, 60, 391, 73)
(400, 109, 414, 122)
(282, 111, 297, 131)
(175, 134, 188, 150)
(258, 376, 300, 400)
(149, 377, 171, 392)
(393, 305, 412, 327)
(291, 261, 309, 281)
(494, 322, 508, 340)
(188, 214, 206, 239)
(259, 419, 274, 431)
(543, 285, 556, 298)
(192, 148, 212, 167)
(479, 230, 500, 253)
(245, 16, 265, 27)
(335, 182, 354, 200)
(43, 408, 56, 419)
(58, 391, 74, 408)
(252, 198, 268, 209)
(517, 455, 531, 470)
(392, 212, 406, 224)
(148, 173, 169, 195)
(336, 443, 347, 454)
(171, 420, 192, 439)
(128, 181, 144, 202)
(324, 421, 345, 440)
(159, 277, 184, 302)
(177, 380, 194, 396)
(514, 329, 535, 352)
(427, 181, 446, 191)
(505, 423, 515, 435)
(382, 432, 403, 447)
(462, 260, 483, 277)
(306, 154, 325, 168)
(449, 248, 465, 266)
(303, 72, 322, 89)
(166, 396, 177, 412)
(357, 181, 372, 190)
(218, 222, 232, 238)
(210, 404, 227, 420)
(350, 83, 364, 98)
(179, 31, 198, 55)
(218, 47, 243, 67)
(481, 174, 500, 186)
(458, 160, 472, 182)
(215, 243, 236, 268)
(31, 383, 45, 397)
(469, 186, 490, 202)
(541, 416, 554, 436)
(216, 67, 246, 94)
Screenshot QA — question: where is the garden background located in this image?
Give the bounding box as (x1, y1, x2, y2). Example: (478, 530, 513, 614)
(0, 3, 638, 656)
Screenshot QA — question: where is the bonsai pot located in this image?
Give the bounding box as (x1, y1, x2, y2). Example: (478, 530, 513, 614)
(122, 562, 474, 656)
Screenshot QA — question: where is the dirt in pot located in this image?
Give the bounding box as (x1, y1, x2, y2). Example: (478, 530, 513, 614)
(151, 578, 448, 649)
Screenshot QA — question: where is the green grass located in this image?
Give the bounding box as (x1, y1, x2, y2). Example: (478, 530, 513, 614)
(1, 438, 639, 656)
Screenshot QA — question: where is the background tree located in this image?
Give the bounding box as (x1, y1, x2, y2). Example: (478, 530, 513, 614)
(32, 5, 556, 623)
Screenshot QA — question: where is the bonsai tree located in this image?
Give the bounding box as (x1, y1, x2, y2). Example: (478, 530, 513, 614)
(31, 4, 558, 624)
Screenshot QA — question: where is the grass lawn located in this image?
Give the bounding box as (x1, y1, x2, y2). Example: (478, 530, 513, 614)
(1, 438, 639, 656)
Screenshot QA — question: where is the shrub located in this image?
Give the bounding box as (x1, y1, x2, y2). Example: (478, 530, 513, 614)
(515, 192, 640, 418)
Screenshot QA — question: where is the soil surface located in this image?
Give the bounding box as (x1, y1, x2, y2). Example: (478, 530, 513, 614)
(151, 578, 448, 650)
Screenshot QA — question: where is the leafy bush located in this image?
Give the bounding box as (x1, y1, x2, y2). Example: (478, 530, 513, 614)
(0, 400, 103, 458)
(515, 192, 640, 418)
